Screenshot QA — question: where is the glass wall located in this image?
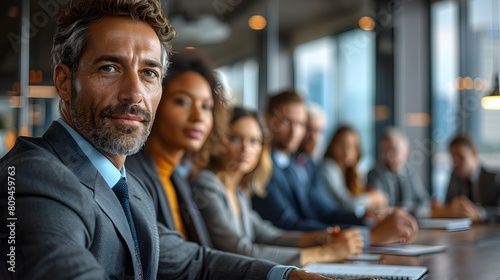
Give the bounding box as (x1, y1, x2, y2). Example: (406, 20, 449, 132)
(468, 0, 500, 166)
(336, 30, 376, 172)
(216, 59, 259, 110)
(431, 0, 500, 200)
(294, 30, 376, 172)
(430, 0, 459, 200)
(294, 37, 336, 160)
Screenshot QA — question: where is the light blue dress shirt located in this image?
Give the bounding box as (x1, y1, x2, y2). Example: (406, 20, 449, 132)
(57, 118, 125, 186)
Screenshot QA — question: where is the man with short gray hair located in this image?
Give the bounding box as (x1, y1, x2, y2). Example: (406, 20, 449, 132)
(367, 127, 431, 218)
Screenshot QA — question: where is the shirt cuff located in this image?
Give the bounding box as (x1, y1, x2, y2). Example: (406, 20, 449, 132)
(267, 265, 298, 280)
(478, 205, 488, 221)
(414, 205, 432, 219)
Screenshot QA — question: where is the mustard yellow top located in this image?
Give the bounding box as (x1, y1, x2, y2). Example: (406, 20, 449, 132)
(151, 152, 188, 239)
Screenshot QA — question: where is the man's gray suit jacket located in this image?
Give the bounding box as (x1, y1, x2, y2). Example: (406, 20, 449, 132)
(0, 122, 275, 279)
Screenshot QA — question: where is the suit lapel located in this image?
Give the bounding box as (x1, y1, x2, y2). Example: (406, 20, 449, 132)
(398, 174, 410, 204)
(128, 174, 158, 279)
(155, 179, 176, 231)
(171, 174, 195, 236)
(384, 171, 397, 205)
(136, 151, 177, 230)
(477, 168, 500, 206)
(43, 122, 140, 277)
(282, 163, 308, 217)
(238, 191, 252, 239)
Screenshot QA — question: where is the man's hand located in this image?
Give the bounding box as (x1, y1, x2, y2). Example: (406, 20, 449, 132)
(289, 270, 332, 280)
(431, 196, 480, 221)
(289, 269, 379, 280)
(300, 229, 363, 266)
(370, 208, 419, 245)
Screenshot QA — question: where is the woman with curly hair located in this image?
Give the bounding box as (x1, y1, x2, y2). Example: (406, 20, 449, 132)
(125, 50, 228, 246)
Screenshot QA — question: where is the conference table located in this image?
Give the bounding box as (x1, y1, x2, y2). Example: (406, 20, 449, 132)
(352, 224, 500, 280)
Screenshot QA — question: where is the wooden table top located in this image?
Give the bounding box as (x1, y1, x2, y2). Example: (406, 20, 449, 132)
(350, 224, 500, 280)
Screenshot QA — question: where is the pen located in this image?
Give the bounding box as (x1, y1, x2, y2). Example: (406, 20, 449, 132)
(326, 226, 341, 242)
(326, 225, 341, 237)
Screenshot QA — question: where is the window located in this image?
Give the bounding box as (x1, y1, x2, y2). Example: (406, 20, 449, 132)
(430, 0, 459, 200)
(468, 0, 500, 166)
(294, 37, 336, 154)
(216, 59, 259, 109)
(294, 30, 376, 173)
(431, 0, 500, 200)
(336, 30, 376, 173)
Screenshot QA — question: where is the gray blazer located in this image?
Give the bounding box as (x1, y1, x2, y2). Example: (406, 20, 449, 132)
(192, 170, 303, 266)
(0, 122, 276, 280)
(0, 122, 157, 279)
(126, 150, 213, 247)
(321, 158, 371, 216)
(367, 163, 430, 218)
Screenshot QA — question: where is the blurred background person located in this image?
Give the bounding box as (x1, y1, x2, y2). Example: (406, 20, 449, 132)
(297, 103, 327, 162)
(253, 90, 363, 231)
(252, 90, 419, 246)
(322, 125, 388, 218)
(191, 106, 363, 266)
(367, 127, 430, 218)
(432, 133, 500, 222)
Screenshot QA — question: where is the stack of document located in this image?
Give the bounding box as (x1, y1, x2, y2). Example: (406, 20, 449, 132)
(418, 218, 472, 231)
(303, 263, 428, 280)
(366, 244, 447, 256)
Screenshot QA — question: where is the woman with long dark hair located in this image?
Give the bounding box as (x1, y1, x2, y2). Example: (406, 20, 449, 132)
(322, 125, 387, 217)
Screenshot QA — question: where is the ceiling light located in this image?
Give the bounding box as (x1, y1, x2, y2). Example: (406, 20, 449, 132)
(248, 15, 267, 31)
(7, 6, 19, 18)
(358, 16, 375, 31)
(481, 74, 500, 110)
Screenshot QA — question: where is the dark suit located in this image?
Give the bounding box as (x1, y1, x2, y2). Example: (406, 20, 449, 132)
(126, 150, 213, 247)
(445, 167, 500, 206)
(252, 150, 363, 232)
(0, 122, 275, 280)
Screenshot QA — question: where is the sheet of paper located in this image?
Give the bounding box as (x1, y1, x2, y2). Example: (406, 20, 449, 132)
(346, 253, 382, 262)
(418, 218, 472, 231)
(303, 263, 428, 280)
(366, 244, 447, 256)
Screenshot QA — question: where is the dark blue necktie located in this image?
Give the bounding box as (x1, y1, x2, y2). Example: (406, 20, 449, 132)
(113, 178, 143, 279)
(394, 176, 403, 206)
(292, 155, 310, 187)
(465, 179, 473, 200)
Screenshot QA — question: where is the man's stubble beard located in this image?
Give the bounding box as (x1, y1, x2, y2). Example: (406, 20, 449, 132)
(69, 83, 152, 156)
